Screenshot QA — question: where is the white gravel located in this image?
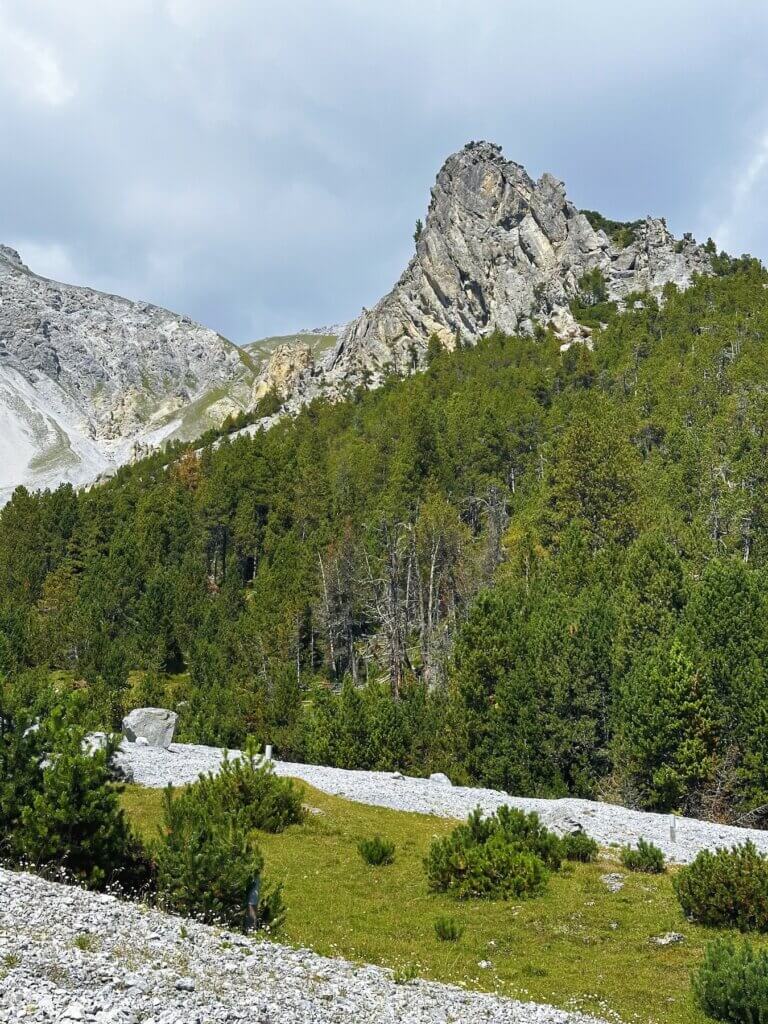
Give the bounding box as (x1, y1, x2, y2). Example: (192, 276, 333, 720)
(117, 741, 768, 865)
(0, 867, 607, 1024)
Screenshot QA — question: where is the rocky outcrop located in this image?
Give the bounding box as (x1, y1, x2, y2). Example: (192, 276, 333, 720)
(323, 141, 712, 386)
(0, 247, 256, 503)
(0, 142, 716, 501)
(252, 341, 315, 402)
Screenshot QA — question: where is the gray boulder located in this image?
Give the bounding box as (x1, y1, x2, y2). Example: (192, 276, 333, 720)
(122, 708, 177, 748)
(429, 772, 453, 786)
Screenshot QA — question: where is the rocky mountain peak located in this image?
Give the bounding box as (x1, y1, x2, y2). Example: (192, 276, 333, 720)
(325, 142, 712, 385)
(0, 245, 26, 269)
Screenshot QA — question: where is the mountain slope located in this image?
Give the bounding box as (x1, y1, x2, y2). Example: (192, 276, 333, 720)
(0, 245, 254, 502)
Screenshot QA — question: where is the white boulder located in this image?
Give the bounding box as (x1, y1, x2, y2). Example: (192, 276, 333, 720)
(429, 772, 452, 786)
(122, 708, 177, 748)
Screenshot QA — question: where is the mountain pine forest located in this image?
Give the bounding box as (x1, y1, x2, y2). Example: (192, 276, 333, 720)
(3, 259, 768, 824)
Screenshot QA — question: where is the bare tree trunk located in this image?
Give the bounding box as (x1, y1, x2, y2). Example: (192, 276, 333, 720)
(317, 553, 337, 678)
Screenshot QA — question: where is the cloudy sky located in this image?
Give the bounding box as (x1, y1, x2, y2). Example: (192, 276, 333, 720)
(2, 1, 768, 342)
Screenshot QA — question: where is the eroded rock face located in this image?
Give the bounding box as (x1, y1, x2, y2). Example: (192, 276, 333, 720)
(252, 341, 315, 402)
(0, 248, 253, 503)
(0, 252, 247, 440)
(122, 707, 178, 748)
(0, 141, 716, 500)
(324, 141, 712, 385)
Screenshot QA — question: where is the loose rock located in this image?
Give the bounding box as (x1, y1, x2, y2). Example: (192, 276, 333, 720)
(0, 868, 606, 1024)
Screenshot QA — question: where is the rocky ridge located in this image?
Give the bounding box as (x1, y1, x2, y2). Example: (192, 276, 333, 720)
(0, 246, 257, 503)
(0, 867, 608, 1024)
(298, 141, 712, 398)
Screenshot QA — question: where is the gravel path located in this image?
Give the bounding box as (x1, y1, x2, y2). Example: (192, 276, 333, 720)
(0, 867, 607, 1024)
(117, 741, 768, 865)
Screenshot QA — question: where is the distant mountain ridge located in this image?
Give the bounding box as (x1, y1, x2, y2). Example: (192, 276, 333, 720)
(0, 141, 715, 500)
(0, 245, 257, 503)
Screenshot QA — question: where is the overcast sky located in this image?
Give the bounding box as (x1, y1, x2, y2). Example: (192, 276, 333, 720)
(2, 1, 768, 342)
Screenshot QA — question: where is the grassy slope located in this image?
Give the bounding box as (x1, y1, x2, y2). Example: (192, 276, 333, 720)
(244, 333, 338, 361)
(120, 782, 757, 1024)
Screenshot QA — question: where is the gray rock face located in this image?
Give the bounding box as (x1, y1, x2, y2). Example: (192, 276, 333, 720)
(324, 141, 712, 385)
(0, 248, 255, 504)
(0, 142, 716, 502)
(122, 708, 177, 748)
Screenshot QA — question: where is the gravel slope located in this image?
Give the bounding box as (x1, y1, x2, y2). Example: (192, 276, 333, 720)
(117, 742, 768, 865)
(0, 868, 607, 1024)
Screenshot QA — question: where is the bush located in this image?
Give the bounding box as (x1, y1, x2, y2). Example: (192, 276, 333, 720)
(0, 708, 46, 853)
(434, 916, 464, 942)
(358, 836, 395, 866)
(1, 709, 149, 891)
(198, 743, 306, 834)
(424, 806, 560, 900)
(693, 938, 768, 1023)
(620, 838, 665, 874)
(674, 843, 768, 932)
(155, 783, 285, 931)
(153, 745, 297, 930)
(560, 831, 599, 863)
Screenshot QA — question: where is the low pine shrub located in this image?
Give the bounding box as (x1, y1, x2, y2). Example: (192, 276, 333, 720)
(424, 806, 560, 900)
(560, 831, 599, 863)
(693, 938, 768, 1023)
(358, 836, 395, 866)
(155, 784, 285, 931)
(192, 742, 305, 834)
(1, 709, 150, 892)
(674, 843, 768, 932)
(620, 838, 665, 874)
(434, 916, 464, 942)
(154, 745, 297, 931)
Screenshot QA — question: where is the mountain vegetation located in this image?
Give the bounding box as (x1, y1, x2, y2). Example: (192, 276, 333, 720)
(2, 260, 768, 824)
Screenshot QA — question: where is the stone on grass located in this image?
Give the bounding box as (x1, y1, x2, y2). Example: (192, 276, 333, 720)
(122, 707, 177, 748)
(600, 873, 625, 893)
(651, 932, 685, 946)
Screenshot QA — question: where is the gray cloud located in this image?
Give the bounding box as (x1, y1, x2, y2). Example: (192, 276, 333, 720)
(1, 0, 768, 341)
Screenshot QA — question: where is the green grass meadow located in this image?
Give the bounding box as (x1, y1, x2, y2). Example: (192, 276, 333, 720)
(121, 782, 760, 1024)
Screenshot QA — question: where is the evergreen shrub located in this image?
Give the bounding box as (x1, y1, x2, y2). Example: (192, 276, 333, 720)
(358, 836, 396, 866)
(1, 710, 149, 891)
(155, 783, 285, 931)
(560, 831, 599, 863)
(620, 838, 665, 873)
(154, 746, 298, 930)
(674, 843, 768, 932)
(693, 938, 768, 1023)
(425, 806, 560, 900)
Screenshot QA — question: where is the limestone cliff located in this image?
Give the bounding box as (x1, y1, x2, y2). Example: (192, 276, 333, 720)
(323, 141, 712, 387)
